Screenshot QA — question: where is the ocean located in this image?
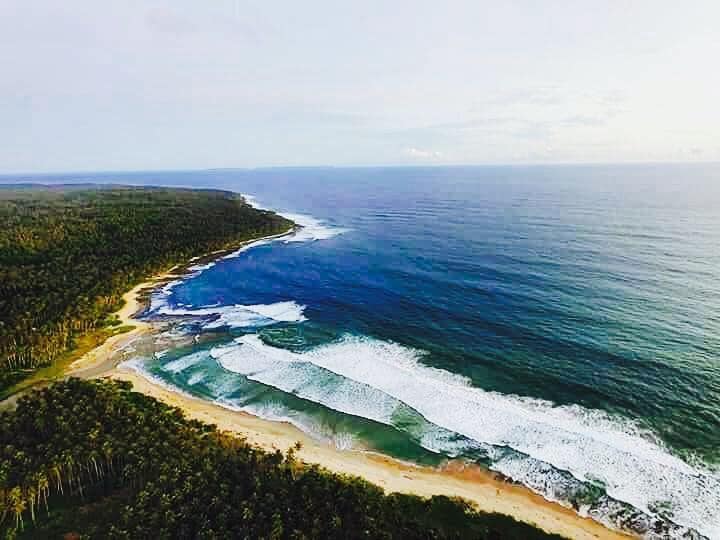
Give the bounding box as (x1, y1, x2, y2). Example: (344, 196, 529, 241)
(7, 164, 720, 538)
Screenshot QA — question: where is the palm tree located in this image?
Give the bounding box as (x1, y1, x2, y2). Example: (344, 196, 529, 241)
(26, 484, 36, 523)
(37, 472, 49, 514)
(8, 486, 25, 530)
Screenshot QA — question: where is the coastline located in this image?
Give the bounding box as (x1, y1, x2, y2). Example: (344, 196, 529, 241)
(68, 226, 297, 377)
(110, 368, 630, 540)
(66, 276, 158, 377)
(66, 231, 633, 540)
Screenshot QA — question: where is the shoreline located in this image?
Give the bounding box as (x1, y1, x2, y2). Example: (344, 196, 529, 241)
(110, 368, 629, 540)
(68, 226, 297, 377)
(68, 229, 632, 540)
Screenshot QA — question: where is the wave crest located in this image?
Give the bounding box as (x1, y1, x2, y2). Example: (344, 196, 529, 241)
(158, 301, 307, 329)
(213, 333, 719, 538)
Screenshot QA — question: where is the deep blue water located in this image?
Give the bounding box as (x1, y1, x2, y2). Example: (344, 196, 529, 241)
(5, 164, 720, 537)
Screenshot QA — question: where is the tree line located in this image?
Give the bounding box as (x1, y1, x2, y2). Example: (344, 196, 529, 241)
(0, 378, 564, 539)
(0, 185, 293, 391)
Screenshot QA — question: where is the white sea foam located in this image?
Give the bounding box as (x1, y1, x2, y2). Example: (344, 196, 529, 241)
(214, 334, 720, 538)
(122, 354, 354, 451)
(241, 302, 308, 322)
(118, 357, 146, 374)
(157, 300, 306, 329)
(241, 194, 269, 211)
(187, 261, 216, 272)
(187, 372, 207, 386)
(215, 396, 342, 446)
(221, 237, 273, 260)
(119, 357, 205, 403)
(211, 338, 399, 424)
(332, 432, 356, 450)
(241, 193, 349, 244)
(160, 279, 183, 295)
(162, 350, 207, 373)
(281, 212, 349, 243)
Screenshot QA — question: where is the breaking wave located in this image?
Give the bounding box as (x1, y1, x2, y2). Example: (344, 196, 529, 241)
(157, 301, 307, 329)
(212, 334, 719, 538)
(241, 193, 349, 244)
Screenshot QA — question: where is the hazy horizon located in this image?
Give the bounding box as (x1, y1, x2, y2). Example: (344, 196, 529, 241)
(2, 1, 719, 173)
(3, 160, 720, 179)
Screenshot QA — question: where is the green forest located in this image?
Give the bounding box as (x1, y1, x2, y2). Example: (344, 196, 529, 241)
(0, 185, 293, 393)
(0, 378, 563, 539)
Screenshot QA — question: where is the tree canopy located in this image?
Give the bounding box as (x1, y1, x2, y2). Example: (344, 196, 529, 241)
(0, 185, 292, 391)
(1, 378, 564, 539)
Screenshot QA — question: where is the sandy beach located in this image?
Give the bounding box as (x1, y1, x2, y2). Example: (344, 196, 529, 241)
(69, 250, 632, 540)
(67, 271, 172, 377)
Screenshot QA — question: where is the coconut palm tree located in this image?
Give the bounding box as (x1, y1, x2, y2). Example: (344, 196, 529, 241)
(7, 487, 25, 530)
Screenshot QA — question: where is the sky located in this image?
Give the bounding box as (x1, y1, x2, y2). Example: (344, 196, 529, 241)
(1, 0, 719, 173)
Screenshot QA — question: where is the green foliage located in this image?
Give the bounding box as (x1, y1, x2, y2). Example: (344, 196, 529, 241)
(0, 379, 564, 539)
(0, 185, 292, 391)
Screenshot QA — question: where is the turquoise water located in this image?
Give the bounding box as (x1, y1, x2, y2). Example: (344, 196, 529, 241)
(8, 165, 720, 538)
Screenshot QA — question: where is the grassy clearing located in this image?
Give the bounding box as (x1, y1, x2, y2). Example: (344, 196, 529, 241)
(0, 324, 134, 401)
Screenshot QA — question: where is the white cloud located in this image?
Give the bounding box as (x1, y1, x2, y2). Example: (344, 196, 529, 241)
(404, 147, 443, 159)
